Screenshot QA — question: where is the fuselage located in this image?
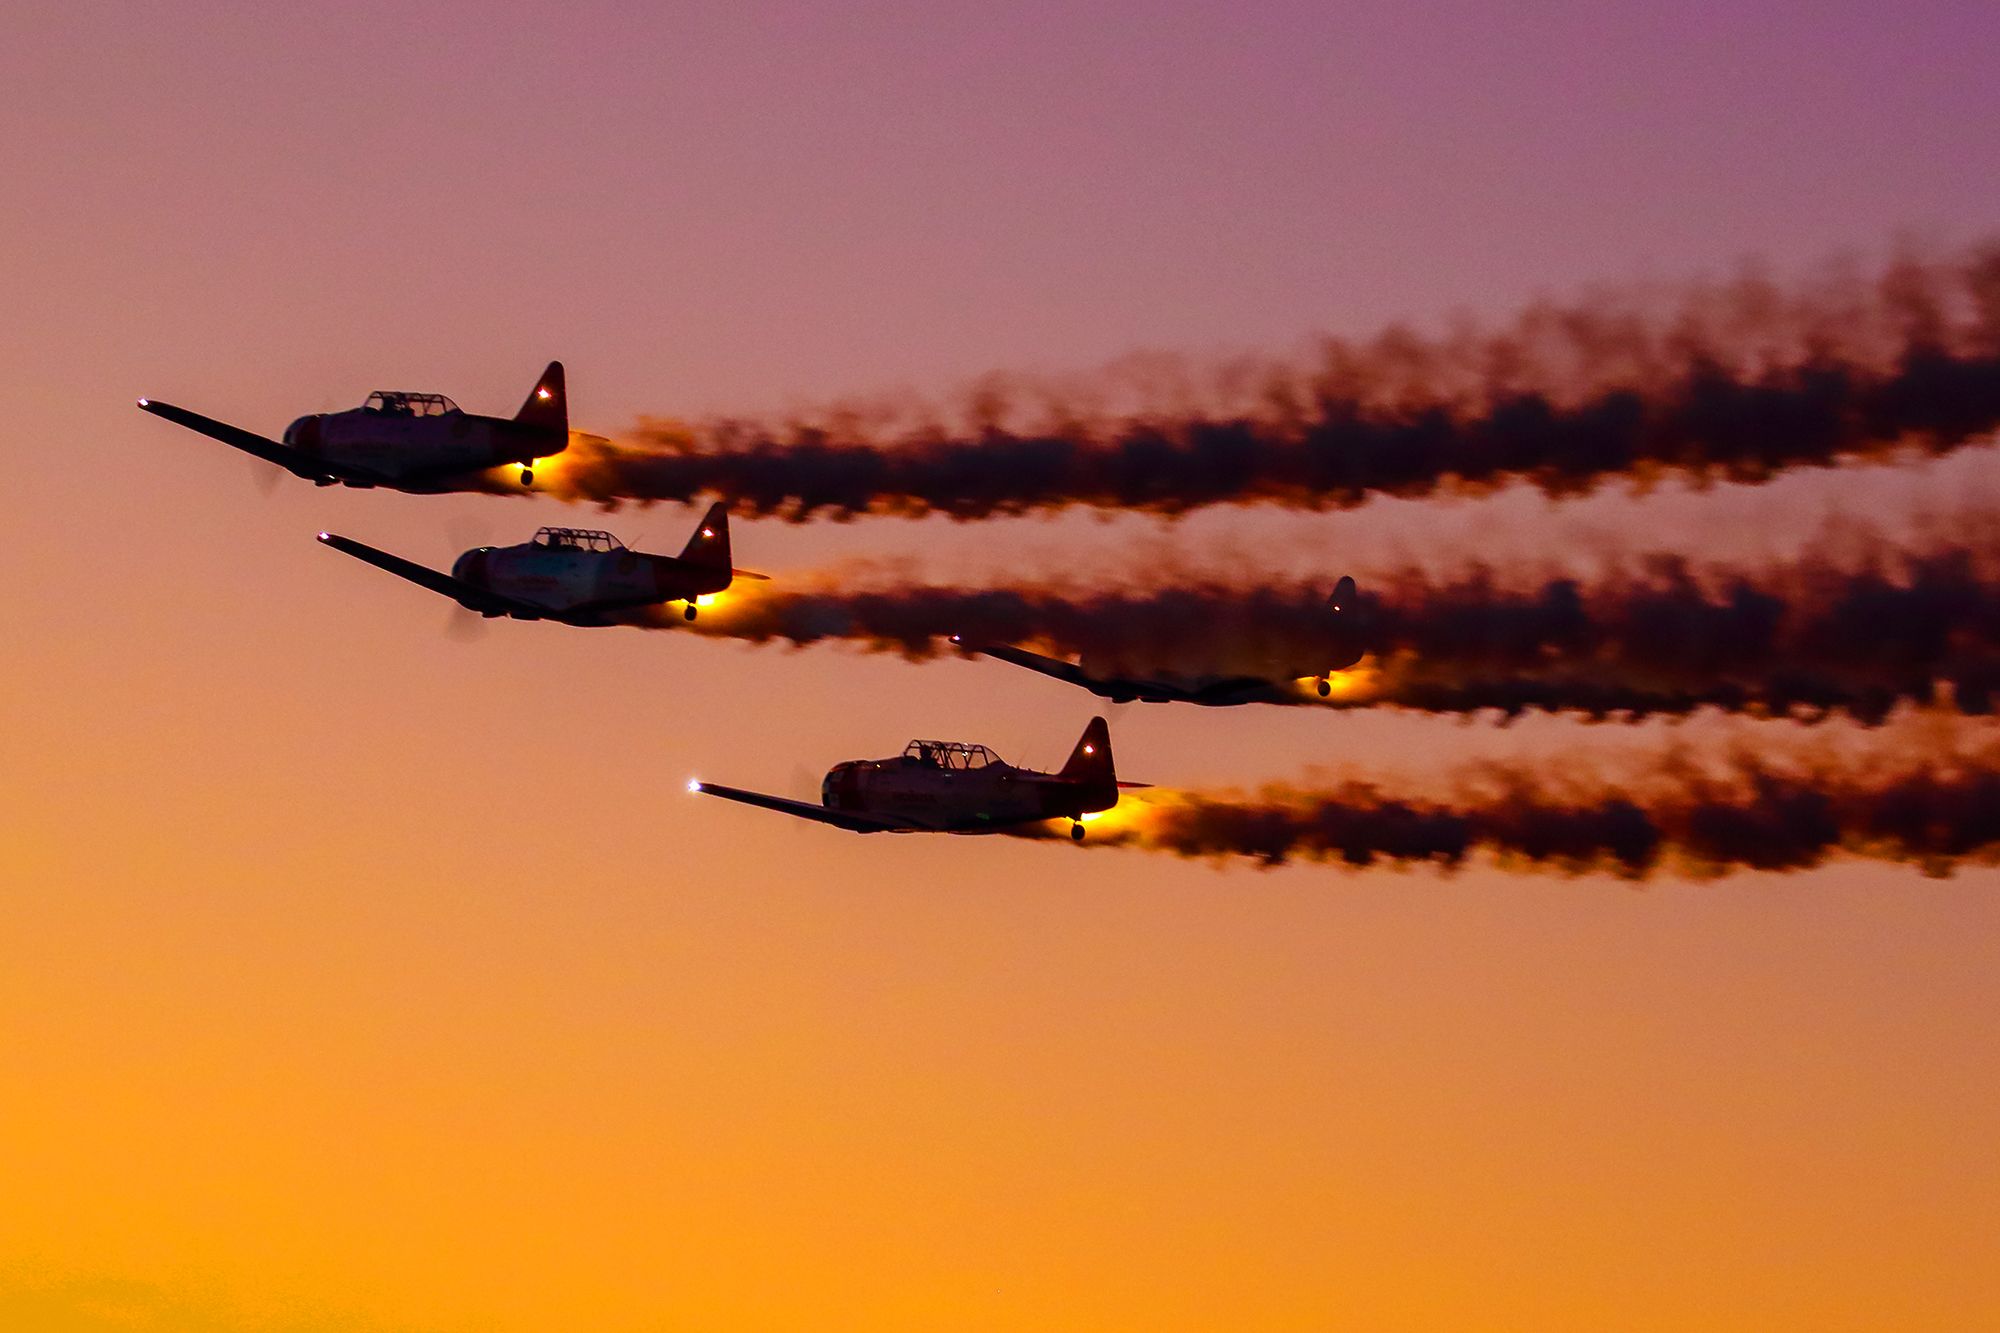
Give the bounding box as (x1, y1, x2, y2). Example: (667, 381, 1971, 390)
(451, 534, 728, 622)
(820, 749, 1115, 833)
(282, 403, 563, 488)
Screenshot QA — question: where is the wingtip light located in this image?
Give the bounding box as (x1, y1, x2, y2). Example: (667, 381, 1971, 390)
(687, 778, 703, 794)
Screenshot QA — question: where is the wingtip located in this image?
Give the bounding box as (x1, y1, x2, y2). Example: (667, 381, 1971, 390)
(687, 778, 704, 795)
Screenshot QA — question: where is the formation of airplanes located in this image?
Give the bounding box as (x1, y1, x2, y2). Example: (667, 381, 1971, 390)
(137, 364, 1368, 841)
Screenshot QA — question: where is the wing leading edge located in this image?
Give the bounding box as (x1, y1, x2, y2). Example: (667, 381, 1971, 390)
(136, 399, 386, 484)
(316, 533, 526, 617)
(690, 782, 913, 833)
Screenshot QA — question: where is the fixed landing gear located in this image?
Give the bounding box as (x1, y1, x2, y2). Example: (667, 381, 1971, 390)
(1071, 821, 1086, 842)
(519, 466, 534, 486)
(1317, 676, 1331, 697)
(684, 602, 699, 621)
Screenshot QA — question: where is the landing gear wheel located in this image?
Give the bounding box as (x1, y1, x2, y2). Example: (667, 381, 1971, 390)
(1071, 822, 1085, 842)
(1317, 676, 1331, 697)
(520, 467, 534, 486)
(684, 603, 699, 621)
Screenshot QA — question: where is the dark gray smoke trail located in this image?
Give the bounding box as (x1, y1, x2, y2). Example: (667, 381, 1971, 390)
(669, 537, 2000, 722)
(1016, 739, 2000, 878)
(555, 244, 2000, 518)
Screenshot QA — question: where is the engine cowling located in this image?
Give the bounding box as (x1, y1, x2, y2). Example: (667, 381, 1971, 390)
(282, 415, 323, 455)
(821, 762, 865, 811)
(450, 549, 492, 587)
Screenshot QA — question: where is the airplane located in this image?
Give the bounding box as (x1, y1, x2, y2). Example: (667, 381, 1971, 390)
(692, 717, 1142, 841)
(316, 501, 763, 626)
(957, 576, 1365, 704)
(137, 361, 569, 490)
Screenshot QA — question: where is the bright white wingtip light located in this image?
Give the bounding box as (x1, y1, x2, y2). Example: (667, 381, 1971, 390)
(687, 778, 702, 794)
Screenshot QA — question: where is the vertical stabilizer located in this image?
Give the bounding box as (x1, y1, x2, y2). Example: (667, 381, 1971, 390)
(678, 500, 733, 572)
(1057, 716, 1114, 785)
(514, 361, 567, 434)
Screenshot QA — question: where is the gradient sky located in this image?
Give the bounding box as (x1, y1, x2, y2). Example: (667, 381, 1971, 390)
(5, 2, 2000, 1328)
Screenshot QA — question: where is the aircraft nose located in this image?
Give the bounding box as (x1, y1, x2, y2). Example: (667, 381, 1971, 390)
(282, 415, 319, 450)
(450, 550, 489, 585)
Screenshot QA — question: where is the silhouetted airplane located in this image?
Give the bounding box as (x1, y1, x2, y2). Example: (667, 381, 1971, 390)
(693, 717, 1143, 841)
(138, 361, 569, 490)
(959, 576, 1364, 703)
(318, 502, 763, 625)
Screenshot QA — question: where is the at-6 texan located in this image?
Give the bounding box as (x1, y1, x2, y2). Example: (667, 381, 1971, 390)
(318, 501, 763, 626)
(693, 717, 1144, 841)
(959, 575, 1365, 704)
(137, 362, 569, 490)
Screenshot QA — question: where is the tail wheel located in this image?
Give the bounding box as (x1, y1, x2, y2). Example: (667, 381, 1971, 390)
(1317, 676, 1331, 697)
(1071, 822, 1085, 842)
(520, 467, 534, 486)
(684, 603, 698, 621)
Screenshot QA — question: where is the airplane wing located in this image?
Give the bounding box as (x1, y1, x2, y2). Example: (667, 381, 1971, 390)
(316, 533, 525, 616)
(136, 399, 390, 485)
(690, 782, 913, 833)
(972, 645, 1107, 692)
(970, 644, 1276, 705)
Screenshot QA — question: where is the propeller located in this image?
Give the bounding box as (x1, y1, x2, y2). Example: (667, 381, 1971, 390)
(248, 456, 282, 496)
(445, 604, 490, 643)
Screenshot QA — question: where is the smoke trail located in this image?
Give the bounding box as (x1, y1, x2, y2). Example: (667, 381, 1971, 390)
(1013, 738, 2000, 878)
(554, 244, 2000, 518)
(663, 538, 2000, 721)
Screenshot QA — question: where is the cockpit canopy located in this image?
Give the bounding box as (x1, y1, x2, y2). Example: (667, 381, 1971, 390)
(531, 526, 626, 552)
(363, 391, 460, 417)
(901, 739, 1000, 770)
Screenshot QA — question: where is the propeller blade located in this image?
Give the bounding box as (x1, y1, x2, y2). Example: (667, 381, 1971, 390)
(248, 456, 281, 496)
(444, 605, 489, 642)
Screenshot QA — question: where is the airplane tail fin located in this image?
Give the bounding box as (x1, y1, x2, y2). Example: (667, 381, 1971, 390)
(1329, 574, 1357, 613)
(678, 500, 733, 571)
(1058, 716, 1114, 786)
(514, 361, 567, 434)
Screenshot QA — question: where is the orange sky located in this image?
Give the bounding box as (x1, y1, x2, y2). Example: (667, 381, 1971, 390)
(5, 2, 2000, 1328)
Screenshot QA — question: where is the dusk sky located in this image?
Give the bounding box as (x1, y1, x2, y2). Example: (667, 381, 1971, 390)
(6, 2, 2000, 1328)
